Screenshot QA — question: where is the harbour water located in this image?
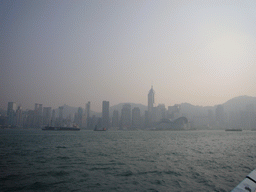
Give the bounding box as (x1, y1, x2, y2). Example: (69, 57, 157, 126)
(1, 129, 255, 191)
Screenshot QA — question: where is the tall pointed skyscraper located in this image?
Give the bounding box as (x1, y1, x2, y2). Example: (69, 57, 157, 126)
(147, 86, 155, 127)
(148, 86, 155, 113)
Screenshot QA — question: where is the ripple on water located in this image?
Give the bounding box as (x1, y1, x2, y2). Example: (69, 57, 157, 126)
(1, 129, 256, 192)
(47, 170, 70, 177)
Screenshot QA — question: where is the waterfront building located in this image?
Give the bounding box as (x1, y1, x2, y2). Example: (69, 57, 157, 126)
(51, 109, 56, 126)
(16, 106, 23, 127)
(215, 105, 225, 128)
(102, 101, 110, 129)
(144, 110, 149, 129)
(120, 104, 131, 129)
(147, 86, 155, 126)
(7, 102, 16, 126)
(132, 107, 141, 129)
(86, 101, 91, 129)
(156, 104, 166, 122)
(43, 107, 52, 126)
(78, 107, 83, 128)
(112, 110, 119, 128)
(33, 103, 43, 128)
(24, 110, 34, 128)
(148, 86, 155, 113)
(58, 106, 64, 126)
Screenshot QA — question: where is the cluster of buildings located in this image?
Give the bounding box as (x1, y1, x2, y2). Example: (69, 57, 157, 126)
(2, 86, 255, 130)
(1, 86, 172, 130)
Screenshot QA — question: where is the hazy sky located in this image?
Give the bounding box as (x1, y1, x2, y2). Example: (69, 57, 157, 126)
(1, 0, 256, 112)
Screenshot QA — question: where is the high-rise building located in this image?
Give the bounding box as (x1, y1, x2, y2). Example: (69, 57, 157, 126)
(86, 101, 91, 129)
(120, 104, 131, 129)
(43, 107, 52, 126)
(34, 103, 43, 128)
(16, 106, 23, 127)
(112, 110, 119, 128)
(144, 110, 149, 129)
(86, 102, 90, 119)
(77, 107, 83, 128)
(24, 110, 34, 128)
(215, 105, 225, 128)
(156, 104, 166, 121)
(51, 109, 56, 126)
(148, 86, 155, 113)
(7, 102, 16, 126)
(102, 101, 110, 129)
(132, 107, 141, 129)
(38, 104, 43, 126)
(147, 86, 155, 126)
(59, 106, 64, 126)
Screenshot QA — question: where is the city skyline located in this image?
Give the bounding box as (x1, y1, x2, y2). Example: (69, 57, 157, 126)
(1, 1, 256, 112)
(3, 93, 256, 130)
(2, 93, 256, 113)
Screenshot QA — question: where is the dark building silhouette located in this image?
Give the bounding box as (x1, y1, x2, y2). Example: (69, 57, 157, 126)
(120, 104, 131, 129)
(7, 102, 16, 126)
(148, 86, 155, 126)
(132, 107, 141, 129)
(112, 110, 119, 128)
(43, 107, 51, 126)
(77, 107, 83, 128)
(16, 106, 23, 127)
(86, 101, 91, 129)
(215, 105, 225, 128)
(51, 109, 56, 126)
(58, 106, 64, 126)
(102, 101, 110, 129)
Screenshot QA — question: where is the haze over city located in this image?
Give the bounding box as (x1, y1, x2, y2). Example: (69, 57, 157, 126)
(1, 1, 256, 112)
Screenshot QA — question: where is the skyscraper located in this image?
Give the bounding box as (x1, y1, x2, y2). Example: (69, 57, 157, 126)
(34, 103, 43, 128)
(59, 106, 64, 126)
(120, 104, 131, 129)
(77, 107, 83, 128)
(43, 107, 52, 126)
(102, 101, 110, 129)
(51, 109, 56, 126)
(147, 86, 155, 127)
(132, 107, 141, 129)
(86, 102, 90, 119)
(16, 106, 23, 127)
(148, 86, 155, 113)
(7, 102, 16, 126)
(112, 110, 119, 128)
(215, 105, 225, 128)
(86, 101, 91, 129)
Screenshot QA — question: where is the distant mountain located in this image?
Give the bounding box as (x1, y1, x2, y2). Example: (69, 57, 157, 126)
(109, 103, 147, 116)
(54, 96, 256, 119)
(223, 95, 256, 112)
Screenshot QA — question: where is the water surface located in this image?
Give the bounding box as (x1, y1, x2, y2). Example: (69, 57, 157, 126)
(1, 129, 255, 191)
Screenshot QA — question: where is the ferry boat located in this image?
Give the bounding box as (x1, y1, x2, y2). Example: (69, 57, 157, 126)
(42, 125, 80, 131)
(225, 129, 242, 131)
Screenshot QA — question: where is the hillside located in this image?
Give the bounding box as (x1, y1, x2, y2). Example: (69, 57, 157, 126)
(223, 95, 256, 112)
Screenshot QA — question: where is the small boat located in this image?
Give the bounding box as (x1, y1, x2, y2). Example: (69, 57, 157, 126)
(225, 129, 242, 131)
(94, 125, 107, 131)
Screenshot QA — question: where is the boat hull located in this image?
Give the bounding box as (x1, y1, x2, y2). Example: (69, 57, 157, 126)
(42, 126, 80, 131)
